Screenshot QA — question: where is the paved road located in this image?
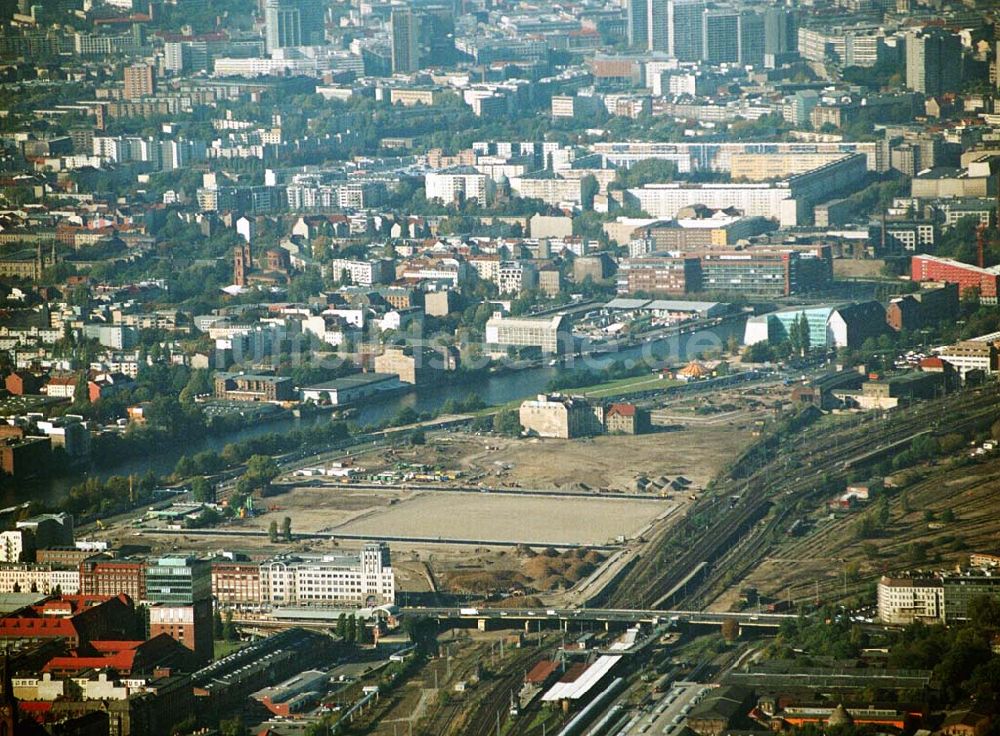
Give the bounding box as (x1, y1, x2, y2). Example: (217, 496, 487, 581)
(404, 606, 793, 628)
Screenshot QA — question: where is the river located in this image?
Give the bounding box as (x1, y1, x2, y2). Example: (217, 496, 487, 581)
(23, 317, 744, 506)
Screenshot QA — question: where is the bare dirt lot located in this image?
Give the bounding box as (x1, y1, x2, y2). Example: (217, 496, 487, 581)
(333, 492, 672, 546)
(109, 390, 773, 601)
(452, 425, 748, 492)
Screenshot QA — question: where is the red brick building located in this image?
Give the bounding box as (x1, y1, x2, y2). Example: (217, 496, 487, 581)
(911, 255, 999, 304)
(211, 561, 261, 606)
(0, 594, 141, 648)
(0, 436, 51, 478)
(148, 600, 213, 665)
(42, 635, 197, 677)
(79, 556, 147, 602)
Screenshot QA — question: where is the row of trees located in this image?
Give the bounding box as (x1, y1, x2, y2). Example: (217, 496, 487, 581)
(267, 516, 293, 543)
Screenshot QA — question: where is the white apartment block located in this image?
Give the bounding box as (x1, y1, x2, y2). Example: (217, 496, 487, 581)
(259, 543, 395, 607)
(329, 258, 391, 286)
(0, 531, 26, 563)
(425, 169, 493, 204)
(0, 564, 80, 595)
(469, 256, 501, 282)
(877, 575, 944, 625)
(497, 261, 538, 294)
(590, 140, 883, 173)
(508, 176, 583, 206)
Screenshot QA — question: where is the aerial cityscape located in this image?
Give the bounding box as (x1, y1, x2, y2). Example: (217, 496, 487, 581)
(0, 0, 999, 733)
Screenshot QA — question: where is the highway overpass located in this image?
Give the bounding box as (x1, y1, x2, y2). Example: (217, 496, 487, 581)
(233, 605, 795, 634)
(407, 606, 794, 629)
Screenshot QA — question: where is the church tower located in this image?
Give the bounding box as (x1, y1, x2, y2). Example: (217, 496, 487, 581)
(0, 652, 18, 736)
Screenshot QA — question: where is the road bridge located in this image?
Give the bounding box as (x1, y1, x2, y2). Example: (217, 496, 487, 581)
(231, 605, 794, 635)
(407, 606, 793, 629)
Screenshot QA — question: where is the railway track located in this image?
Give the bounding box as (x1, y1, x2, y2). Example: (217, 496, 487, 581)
(604, 384, 1000, 610)
(449, 645, 549, 736)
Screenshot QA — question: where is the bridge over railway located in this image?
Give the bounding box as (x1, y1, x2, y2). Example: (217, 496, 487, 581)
(232, 605, 794, 635)
(408, 606, 793, 628)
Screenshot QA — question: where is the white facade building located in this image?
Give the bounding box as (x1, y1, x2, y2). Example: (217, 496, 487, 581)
(425, 169, 493, 204)
(258, 543, 395, 607)
(877, 576, 944, 625)
(497, 261, 538, 294)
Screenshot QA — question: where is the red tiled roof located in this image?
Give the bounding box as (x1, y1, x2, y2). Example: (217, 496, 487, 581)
(525, 660, 559, 684)
(0, 618, 78, 638)
(90, 640, 143, 653)
(43, 650, 137, 675)
(19, 701, 53, 714)
(558, 662, 588, 683)
(607, 403, 636, 417)
(45, 375, 77, 386)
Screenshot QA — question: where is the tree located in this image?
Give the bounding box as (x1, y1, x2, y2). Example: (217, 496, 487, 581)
(281, 516, 292, 542)
(214, 609, 224, 639)
(856, 514, 877, 539)
(410, 427, 426, 445)
(191, 477, 214, 503)
(877, 496, 890, 527)
(798, 313, 810, 354)
(219, 716, 246, 736)
(345, 614, 357, 643)
(492, 410, 522, 436)
(402, 615, 438, 653)
(223, 609, 238, 642)
(721, 618, 739, 642)
(909, 542, 928, 564)
(174, 455, 196, 479)
(940, 508, 955, 523)
(580, 174, 599, 210)
(179, 370, 212, 404)
(244, 454, 279, 493)
(73, 372, 89, 404)
(268, 520, 279, 543)
(788, 317, 801, 355)
(336, 612, 347, 639)
(311, 235, 331, 261)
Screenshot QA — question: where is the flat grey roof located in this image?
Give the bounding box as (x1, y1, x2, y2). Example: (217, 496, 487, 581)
(303, 373, 399, 390)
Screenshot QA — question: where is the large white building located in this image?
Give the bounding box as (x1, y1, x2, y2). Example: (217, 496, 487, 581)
(877, 575, 944, 625)
(591, 140, 884, 173)
(0, 564, 80, 595)
(508, 175, 584, 206)
(258, 543, 395, 607)
(485, 313, 569, 355)
(626, 154, 868, 227)
(328, 258, 393, 286)
(425, 168, 494, 204)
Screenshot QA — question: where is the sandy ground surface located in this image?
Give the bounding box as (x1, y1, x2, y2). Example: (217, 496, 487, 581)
(101, 387, 776, 601)
(452, 428, 744, 492)
(332, 492, 671, 546)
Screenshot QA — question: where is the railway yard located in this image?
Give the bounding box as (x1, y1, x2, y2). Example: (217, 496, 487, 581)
(603, 382, 1000, 613)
